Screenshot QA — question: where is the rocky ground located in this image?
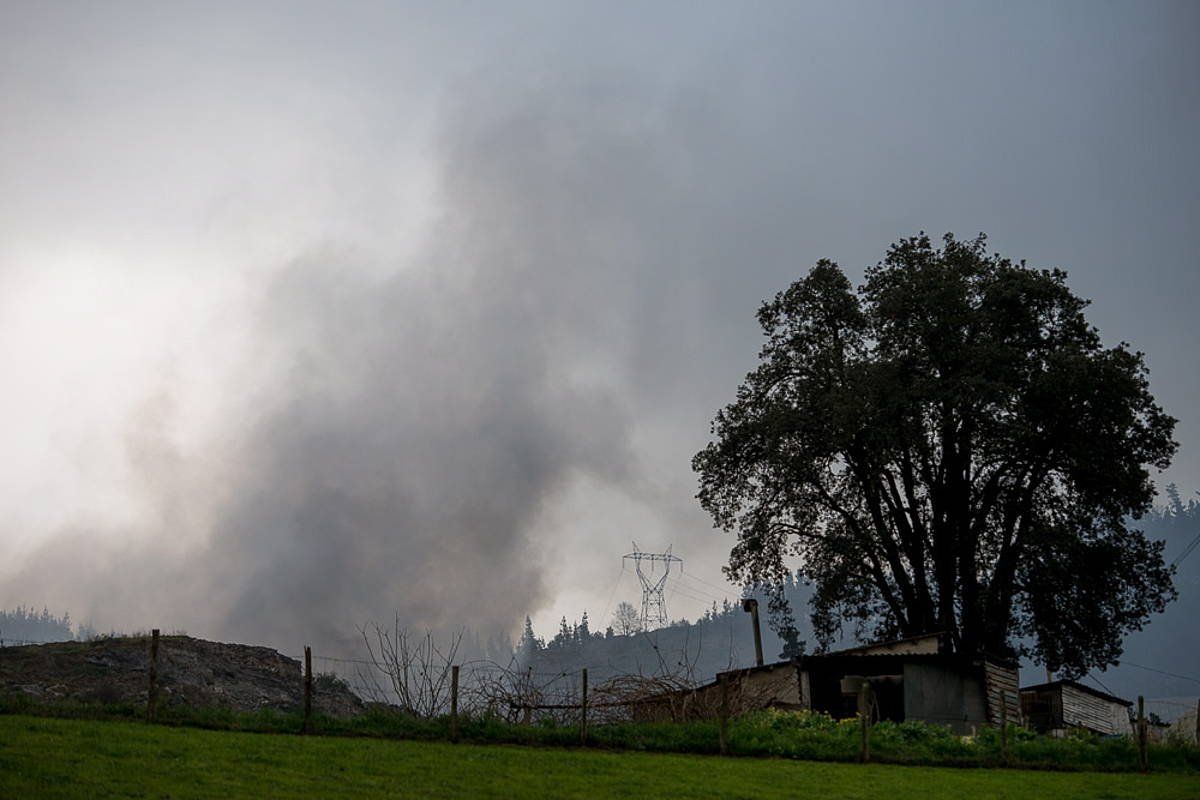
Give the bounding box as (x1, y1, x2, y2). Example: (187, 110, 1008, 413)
(0, 635, 363, 716)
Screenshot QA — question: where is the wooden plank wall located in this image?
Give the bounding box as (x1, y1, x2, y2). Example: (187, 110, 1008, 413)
(982, 659, 1021, 726)
(1060, 685, 1129, 735)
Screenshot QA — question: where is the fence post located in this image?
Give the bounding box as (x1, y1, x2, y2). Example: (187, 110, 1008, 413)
(718, 674, 729, 756)
(522, 667, 533, 725)
(1137, 695, 1148, 772)
(302, 646, 313, 735)
(146, 629, 160, 722)
(580, 668, 589, 746)
(450, 664, 460, 742)
(999, 690, 1009, 765)
(1194, 698, 1199, 746)
(741, 598, 764, 667)
(859, 683, 871, 764)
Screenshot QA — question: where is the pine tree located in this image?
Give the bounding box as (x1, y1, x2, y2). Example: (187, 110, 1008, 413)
(518, 616, 540, 660)
(550, 616, 572, 649)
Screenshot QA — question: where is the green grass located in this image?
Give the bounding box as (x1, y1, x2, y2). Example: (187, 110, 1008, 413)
(1, 715, 1196, 799)
(4, 692, 1197, 774)
(3, 694, 1199, 774)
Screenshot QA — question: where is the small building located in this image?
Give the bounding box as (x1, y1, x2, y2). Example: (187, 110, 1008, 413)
(668, 633, 1020, 735)
(1019, 680, 1132, 737)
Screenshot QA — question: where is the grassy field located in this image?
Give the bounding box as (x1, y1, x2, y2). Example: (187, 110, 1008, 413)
(6, 693, 1197, 773)
(1, 715, 1197, 799)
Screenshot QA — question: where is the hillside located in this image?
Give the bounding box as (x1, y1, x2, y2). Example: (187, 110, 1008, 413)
(0, 635, 361, 716)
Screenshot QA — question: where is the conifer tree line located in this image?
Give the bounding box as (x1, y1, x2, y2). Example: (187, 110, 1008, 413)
(0, 605, 76, 644)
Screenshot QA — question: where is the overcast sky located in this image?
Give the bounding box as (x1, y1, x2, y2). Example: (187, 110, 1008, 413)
(1, 1, 1197, 650)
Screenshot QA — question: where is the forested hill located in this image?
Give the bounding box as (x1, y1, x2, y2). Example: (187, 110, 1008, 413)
(518, 576, 824, 686)
(1062, 490, 1200, 719)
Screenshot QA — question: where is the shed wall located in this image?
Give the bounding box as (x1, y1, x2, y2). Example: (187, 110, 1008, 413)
(739, 664, 802, 708)
(982, 660, 1021, 726)
(903, 662, 988, 734)
(1060, 685, 1132, 736)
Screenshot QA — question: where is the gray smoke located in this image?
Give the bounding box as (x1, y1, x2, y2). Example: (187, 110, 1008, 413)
(1, 73, 743, 650)
(2, 2, 1197, 656)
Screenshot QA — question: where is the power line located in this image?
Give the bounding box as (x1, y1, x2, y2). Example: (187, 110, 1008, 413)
(675, 570, 732, 597)
(672, 574, 730, 604)
(1144, 698, 1199, 709)
(669, 582, 727, 607)
(665, 582, 720, 610)
(680, 567, 735, 596)
(664, 572, 726, 605)
(599, 563, 626, 625)
(1085, 671, 1116, 696)
(1171, 530, 1200, 569)
(1120, 660, 1200, 686)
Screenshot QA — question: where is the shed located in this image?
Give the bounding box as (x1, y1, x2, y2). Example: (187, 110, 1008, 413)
(1019, 680, 1132, 736)
(789, 650, 1018, 733)
(681, 633, 1020, 734)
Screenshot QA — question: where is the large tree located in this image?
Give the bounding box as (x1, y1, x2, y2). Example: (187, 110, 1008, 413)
(693, 233, 1178, 676)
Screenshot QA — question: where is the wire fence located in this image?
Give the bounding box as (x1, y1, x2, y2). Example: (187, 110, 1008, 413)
(5, 631, 1200, 728)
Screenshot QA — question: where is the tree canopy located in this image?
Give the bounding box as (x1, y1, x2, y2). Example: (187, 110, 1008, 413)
(693, 233, 1178, 676)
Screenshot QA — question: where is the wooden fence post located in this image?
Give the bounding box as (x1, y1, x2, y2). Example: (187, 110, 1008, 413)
(146, 629, 160, 722)
(450, 665, 460, 742)
(1137, 695, 1148, 773)
(302, 646, 313, 735)
(522, 667, 532, 725)
(1194, 698, 1199, 746)
(580, 668, 588, 746)
(999, 690, 1009, 765)
(859, 683, 871, 764)
(718, 674, 729, 756)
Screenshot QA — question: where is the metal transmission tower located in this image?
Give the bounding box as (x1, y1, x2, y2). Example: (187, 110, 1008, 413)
(623, 542, 683, 630)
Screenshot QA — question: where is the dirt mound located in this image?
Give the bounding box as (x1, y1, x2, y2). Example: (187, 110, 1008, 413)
(0, 636, 363, 716)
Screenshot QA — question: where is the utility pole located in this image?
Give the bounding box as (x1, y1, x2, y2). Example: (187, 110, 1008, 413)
(741, 598, 764, 667)
(623, 542, 683, 631)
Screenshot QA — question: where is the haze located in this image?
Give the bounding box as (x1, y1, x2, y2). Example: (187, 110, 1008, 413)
(1, 1, 1197, 653)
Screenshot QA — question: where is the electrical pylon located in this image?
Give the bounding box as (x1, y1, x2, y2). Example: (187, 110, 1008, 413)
(623, 542, 683, 630)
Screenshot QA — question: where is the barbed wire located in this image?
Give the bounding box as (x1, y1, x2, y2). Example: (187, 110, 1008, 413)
(1144, 697, 1200, 709)
(313, 655, 374, 667)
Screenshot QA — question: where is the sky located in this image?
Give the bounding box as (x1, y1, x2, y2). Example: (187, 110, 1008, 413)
(1, 1, 1198, 653)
